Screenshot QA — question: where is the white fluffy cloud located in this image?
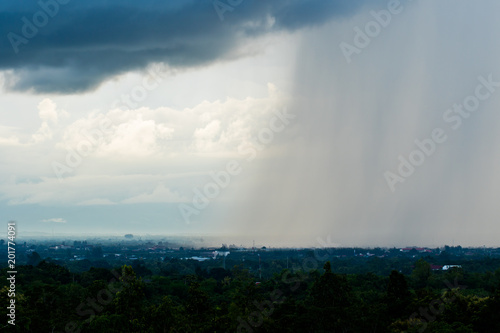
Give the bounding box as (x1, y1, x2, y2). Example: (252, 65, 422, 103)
(121, 182, 187, 204)
(0, 125, 24, 146)
(55, 83, 287, 158)
(0, 84, 289, 206)
(41, 218, 67, 223)
(32, 98, 68, 143)
(32, 122, 53, 143)
(38, 99, 60, 124)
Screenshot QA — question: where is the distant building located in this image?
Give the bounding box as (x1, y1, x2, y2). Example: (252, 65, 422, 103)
(188, 256, 211, 262)
(442, 265, 462, 270)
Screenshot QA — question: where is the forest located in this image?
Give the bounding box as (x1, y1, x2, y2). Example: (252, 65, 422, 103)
(2, 249, 500, 333)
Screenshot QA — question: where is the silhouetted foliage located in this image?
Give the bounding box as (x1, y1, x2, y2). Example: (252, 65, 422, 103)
(3, 254, 500, 332)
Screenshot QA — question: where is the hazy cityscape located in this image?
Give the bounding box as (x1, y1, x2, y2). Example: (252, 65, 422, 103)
(6, 234, 500, 267)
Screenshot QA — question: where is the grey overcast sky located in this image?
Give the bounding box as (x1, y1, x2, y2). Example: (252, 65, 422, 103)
(1, 0, 500, 247)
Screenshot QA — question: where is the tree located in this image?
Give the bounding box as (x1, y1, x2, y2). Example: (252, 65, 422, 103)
(386, 270, 412, 319)
(146, 296, 187, 332)
(112, 265, 146, 329)
(308, 261, 355, 331)
(27, 251, 42, 266)
(412, 258, 431, 289)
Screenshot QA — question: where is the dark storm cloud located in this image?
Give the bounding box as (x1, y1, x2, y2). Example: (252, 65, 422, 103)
(0, 0, 372, 94)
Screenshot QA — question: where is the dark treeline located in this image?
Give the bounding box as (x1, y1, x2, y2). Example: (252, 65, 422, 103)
(2, 254, 500, 332)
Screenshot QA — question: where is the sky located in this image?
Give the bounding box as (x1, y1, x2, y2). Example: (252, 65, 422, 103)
(1, 0, 500, 248)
